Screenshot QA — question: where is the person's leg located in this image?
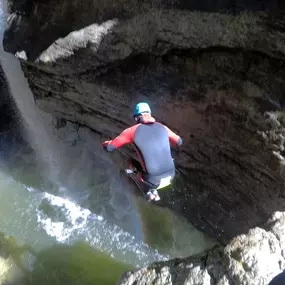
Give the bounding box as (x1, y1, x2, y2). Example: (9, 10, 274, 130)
(137, 174, 161, 201)
(126, 157, 143, 173)
(142, 171, 175, 201)
(124, 164, 157, 201)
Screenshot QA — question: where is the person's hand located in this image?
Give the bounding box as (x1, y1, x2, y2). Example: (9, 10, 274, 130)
(101, 140, 110, 151)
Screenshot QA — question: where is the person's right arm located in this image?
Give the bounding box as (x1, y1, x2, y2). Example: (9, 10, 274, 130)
(163, 125, 182, 148)
(102, 125, 138, 151)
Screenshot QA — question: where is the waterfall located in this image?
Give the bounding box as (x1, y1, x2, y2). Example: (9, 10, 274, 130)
(0, 1, 72, 186)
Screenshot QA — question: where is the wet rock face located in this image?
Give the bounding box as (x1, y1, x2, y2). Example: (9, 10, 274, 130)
(3, 1, 285, 244)
(0, 66, 19, 134)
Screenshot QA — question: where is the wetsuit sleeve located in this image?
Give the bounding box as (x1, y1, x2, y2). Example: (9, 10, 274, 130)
(103, 126, 137, 151)
(164, 125, 182, 147)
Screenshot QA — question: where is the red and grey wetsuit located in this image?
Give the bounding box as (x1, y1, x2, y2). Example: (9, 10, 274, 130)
(103, 114, 182, 187)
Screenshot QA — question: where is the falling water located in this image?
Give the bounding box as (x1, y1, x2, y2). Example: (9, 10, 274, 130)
(0, 2, 66, 185)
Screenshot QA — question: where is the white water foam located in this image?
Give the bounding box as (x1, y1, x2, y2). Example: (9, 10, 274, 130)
(24, 186, 168, 267)
(36, 193, 103, 242)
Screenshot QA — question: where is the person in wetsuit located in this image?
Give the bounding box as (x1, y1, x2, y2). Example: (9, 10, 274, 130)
(101, 102, 182, 201)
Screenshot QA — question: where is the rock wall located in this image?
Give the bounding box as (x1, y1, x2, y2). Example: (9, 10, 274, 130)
(4, 1, 285, 284)
(3, 0, 283, 59)
(3, 0, 285, 245)
(0, 64, 20, 134)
